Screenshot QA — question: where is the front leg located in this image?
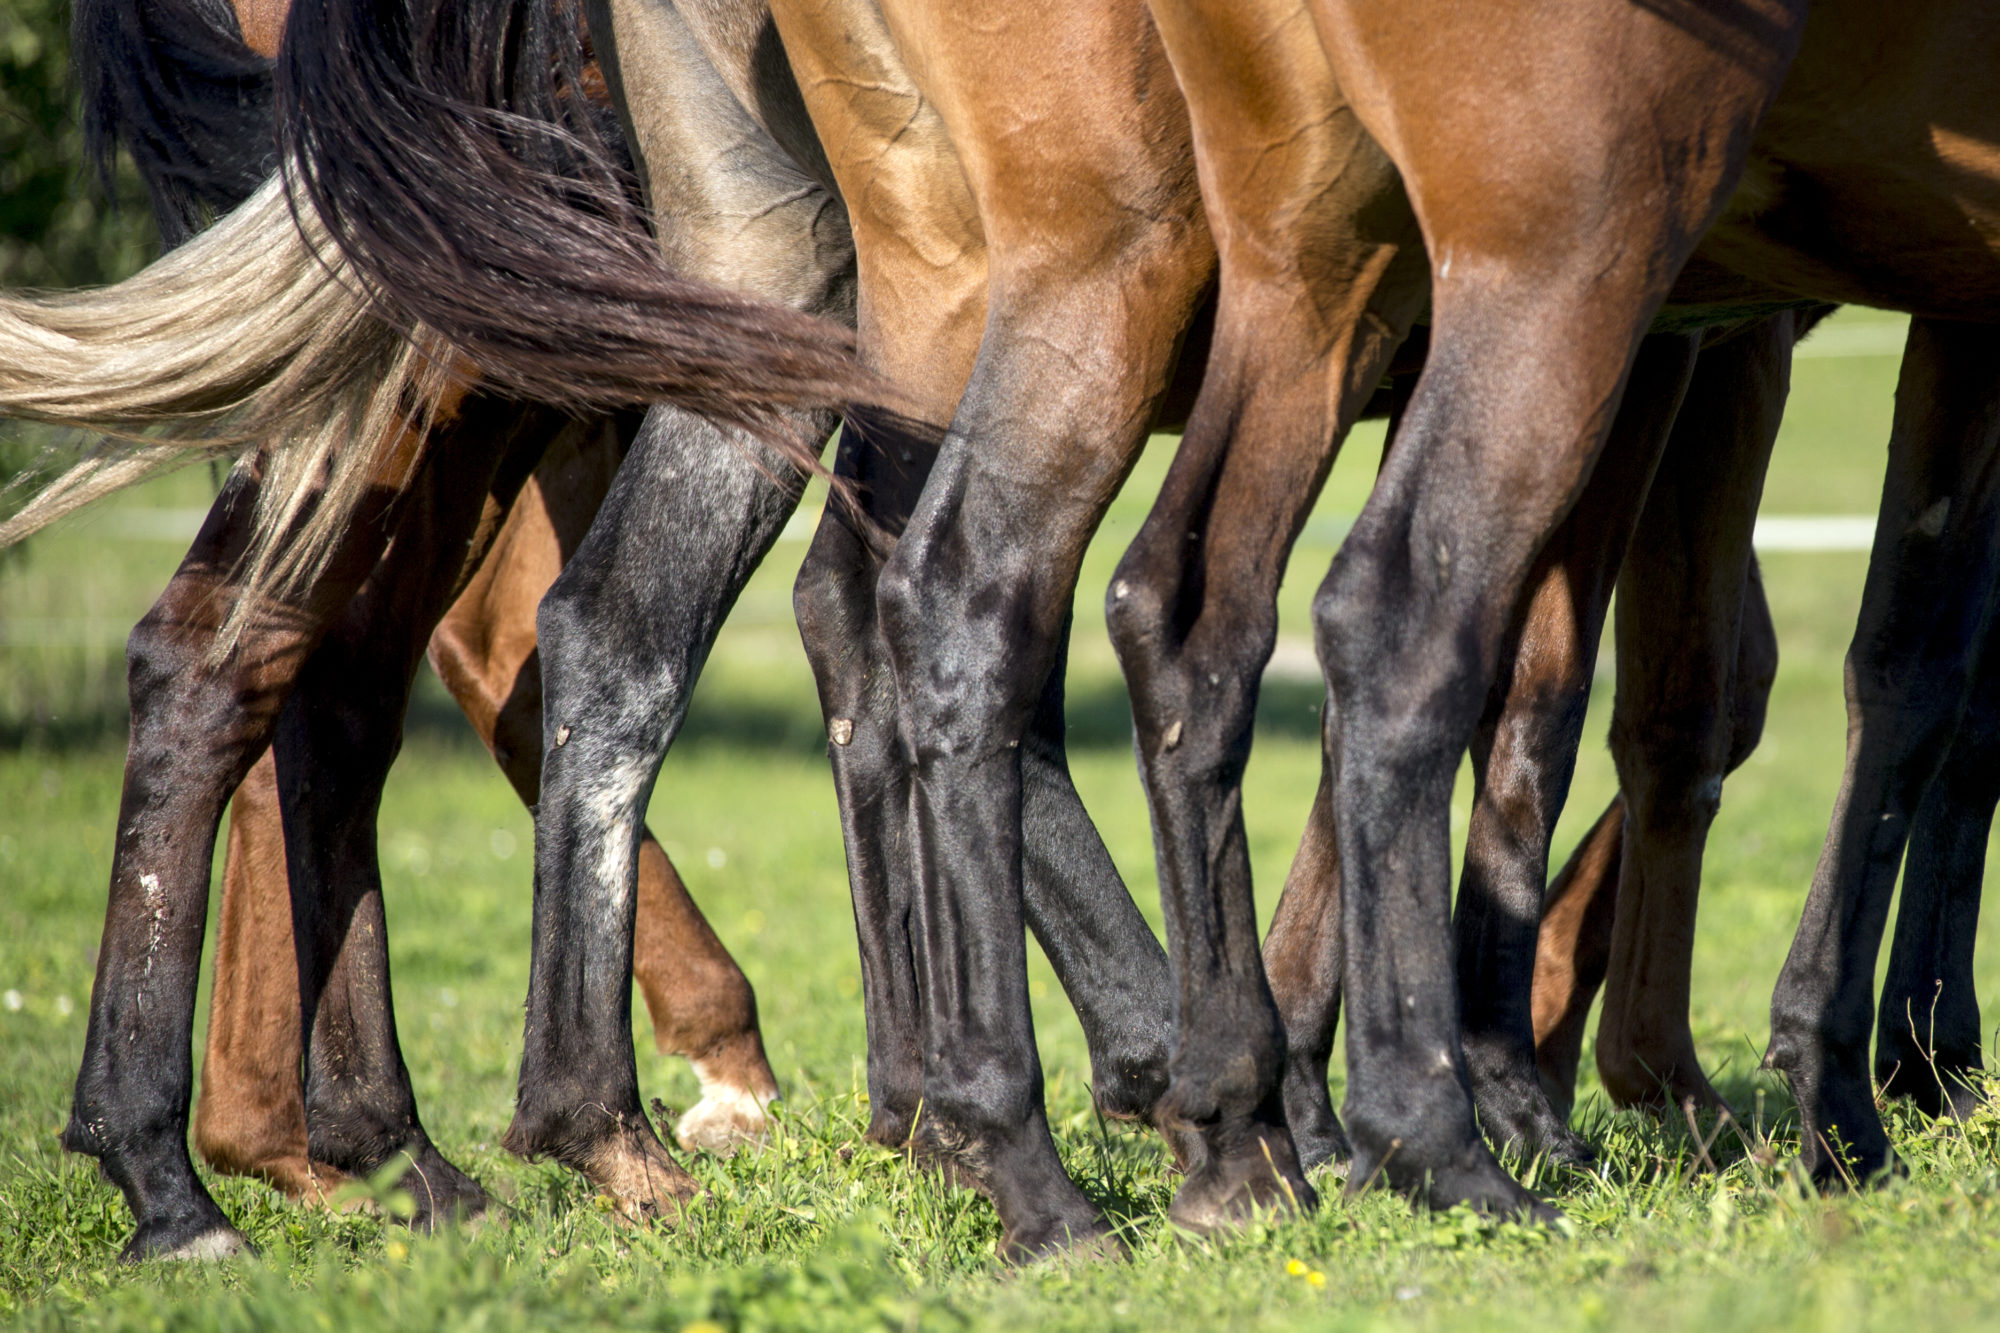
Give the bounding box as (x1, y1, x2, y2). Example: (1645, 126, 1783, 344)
(506, 404, 819, 1217)
(1769, 319, 2000, 1185)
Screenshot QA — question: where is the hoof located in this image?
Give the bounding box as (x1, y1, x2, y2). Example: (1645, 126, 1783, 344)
(1167, 1128, 1318, 1234)
(1419, 1161, 1562, 1225)
(1353, 1136, 1561, 1225)
(123, 1219, 254, 1264)
(583, 1127, 703, 1223)
(398, 1149, 491, 1230)
(1766, 1038, 1892, 1190)
(675, 1082, 775, 1156)
(999, 1210, 1121, 1264)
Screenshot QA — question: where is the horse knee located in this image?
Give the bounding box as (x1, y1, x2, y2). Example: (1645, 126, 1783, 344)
(793, 522, 877, 683)
(1609, 708, 1728, 835)
(1107, 554, 1275, 760)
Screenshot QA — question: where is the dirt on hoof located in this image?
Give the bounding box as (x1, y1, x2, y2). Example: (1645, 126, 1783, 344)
(583, 1130, 703, 1224)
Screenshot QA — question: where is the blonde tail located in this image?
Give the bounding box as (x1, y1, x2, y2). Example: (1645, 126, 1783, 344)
(0, 174, 458, 652)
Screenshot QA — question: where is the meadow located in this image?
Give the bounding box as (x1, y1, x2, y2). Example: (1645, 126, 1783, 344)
(7, 307, 2000, 1330)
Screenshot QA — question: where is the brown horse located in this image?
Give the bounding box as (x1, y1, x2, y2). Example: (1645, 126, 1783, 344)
(256, 0, 1849, 1254)
(1162, 0, 2000, 1202)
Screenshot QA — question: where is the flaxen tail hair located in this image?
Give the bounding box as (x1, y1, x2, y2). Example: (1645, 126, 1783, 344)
(276, 0, 883, 476)
(0, 178, 452, 649)
(2, 0, 448, 653)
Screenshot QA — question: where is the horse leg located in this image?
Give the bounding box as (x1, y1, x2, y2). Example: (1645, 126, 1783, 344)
(1873, 613, 2000, 1121)
(501, 0, 855, 1213)
(268, 397, 554, 1228)
(1530, 800, 1625, 1114)
(1291, 0, 1794, 1216)
(1455, 331, 1700, 1161)
(194, 752, 343, 1203)
(428, 416, 780, 1153)
(506, 402, 820, 1217)
(1593, 319, 1794, 1115)
(779, 0, 1180, 1160)
(1114, 0, 1428, 1222)
(64, 434, 427, 1260)
(1532, 560, 1777, 1112)
(1769, 318, 2000, 1184)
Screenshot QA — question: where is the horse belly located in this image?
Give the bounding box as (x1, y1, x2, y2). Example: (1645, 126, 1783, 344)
(1685, 0, 2000, 318)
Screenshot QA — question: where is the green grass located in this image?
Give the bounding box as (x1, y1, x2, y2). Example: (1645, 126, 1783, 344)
(12, 307, 2000, 1329)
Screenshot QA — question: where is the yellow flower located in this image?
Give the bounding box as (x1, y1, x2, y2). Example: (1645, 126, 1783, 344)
(384, 1241, 409, 1262)
(1285, 1259, 1307, 1277)
(1306, 1271, 1326, 1289)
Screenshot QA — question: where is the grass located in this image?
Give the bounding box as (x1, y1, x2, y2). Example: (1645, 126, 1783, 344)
(9, 307, 2000, 1329)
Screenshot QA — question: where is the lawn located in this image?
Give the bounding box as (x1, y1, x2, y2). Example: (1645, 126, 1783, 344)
(7, 308, 2000, 1330)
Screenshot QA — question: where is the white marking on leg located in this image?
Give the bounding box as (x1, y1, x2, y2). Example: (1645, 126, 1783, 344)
(581, 758, 651, 924)
(139, 873, 169, 1000)
(675, 1058, 776, 1155)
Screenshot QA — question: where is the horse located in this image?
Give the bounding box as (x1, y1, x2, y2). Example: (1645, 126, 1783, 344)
(5, 0, 1211, 1259)
(0, 0, 869, 1258)
(1153, 0, 2000, 1201)
(264, 0, 1816, 1251)
(60, 0, 782, 1216)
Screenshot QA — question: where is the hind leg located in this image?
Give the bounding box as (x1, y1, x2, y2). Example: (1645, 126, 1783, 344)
(195, 753, 347, 1204)
(507, 403, 817, 1217)
(1769, 318, 2000, 1185)
(266, 399, 556, 1226)
(429, 418, 781, 1154)
(1874, 629, 2000, 1122)
(1588, 317, 1794, 1115)
(64, 449, 418, 1261)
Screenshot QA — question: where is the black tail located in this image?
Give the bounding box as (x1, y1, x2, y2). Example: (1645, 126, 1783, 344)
(72, 0, 276, 246)
(275, 0, 875, 462)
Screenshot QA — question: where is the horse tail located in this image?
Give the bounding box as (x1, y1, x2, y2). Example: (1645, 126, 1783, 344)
(0, 177, 450, 651)
(275, 0, 881, 477)
(72, 0, 276, 245)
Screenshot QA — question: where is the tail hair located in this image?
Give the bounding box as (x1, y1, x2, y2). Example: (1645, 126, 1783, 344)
(276, 0, 883, 476)
(0, 177, 452, 650)
(73, 0, 276, 245)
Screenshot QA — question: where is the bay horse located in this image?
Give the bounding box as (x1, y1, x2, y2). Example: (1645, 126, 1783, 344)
(1154, 0, 2000, 1202)
(268, 0, 1809, 1253)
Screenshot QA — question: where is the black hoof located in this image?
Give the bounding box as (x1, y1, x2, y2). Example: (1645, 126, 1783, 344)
(999, 1208, 1121, 1264)
(1767, 1039, 1892, 1190)
(1351, 1135, 1561, 1225)
(1167, 1126, 1319, 1234)
(396, 1144, 490, 1230)
(1469, 1041, 1594, 1169)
